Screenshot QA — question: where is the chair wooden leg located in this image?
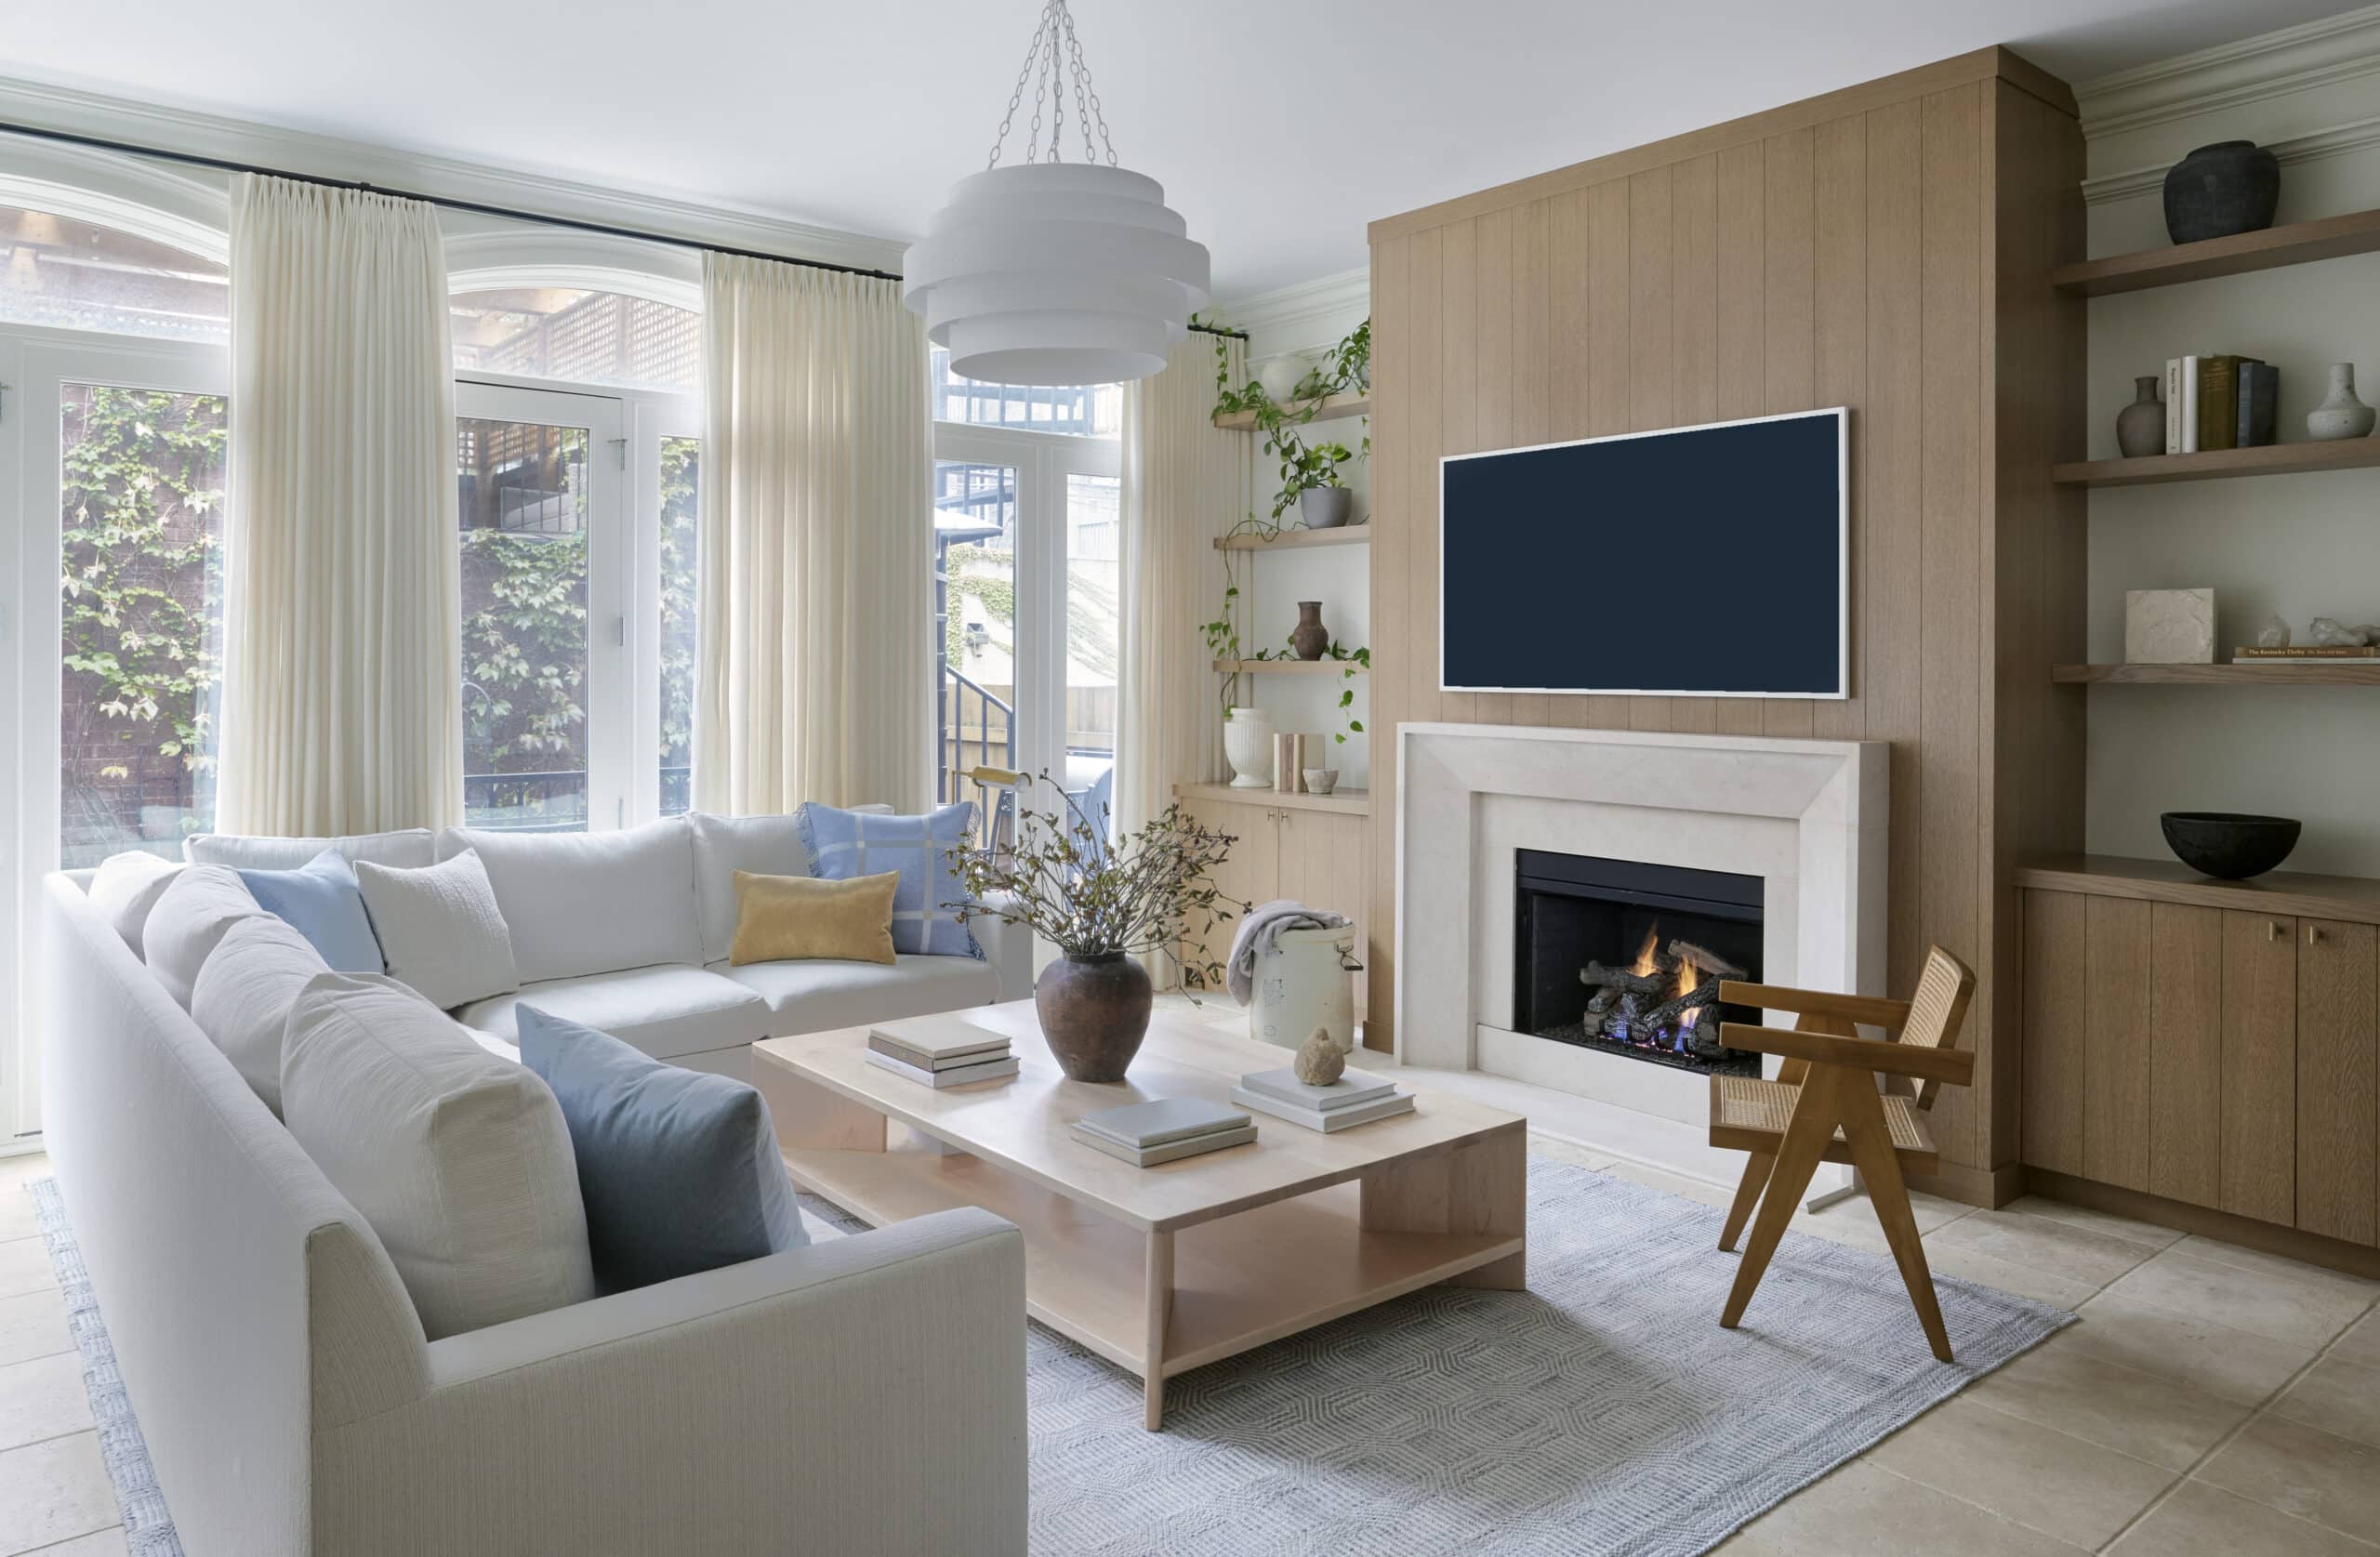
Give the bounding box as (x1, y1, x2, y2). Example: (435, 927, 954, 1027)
(1721, 1069, 1841, 1332)
(1836, 1081, 1954, 1363)
(1719, 1153, 1773, 1252)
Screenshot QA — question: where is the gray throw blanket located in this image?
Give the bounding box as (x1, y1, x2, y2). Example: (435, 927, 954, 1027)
(1226, 899, 1353, 1006)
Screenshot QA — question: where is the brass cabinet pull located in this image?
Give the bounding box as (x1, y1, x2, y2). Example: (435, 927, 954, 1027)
(2268, 920, 2282, 942)
(2307, 923, 2324, 946)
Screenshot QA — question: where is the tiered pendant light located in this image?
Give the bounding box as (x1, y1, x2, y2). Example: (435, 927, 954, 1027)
(903, 0, 1209, 386)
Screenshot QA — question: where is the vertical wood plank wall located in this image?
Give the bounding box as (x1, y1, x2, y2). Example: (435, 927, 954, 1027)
(1364, 55, 2082, 1197)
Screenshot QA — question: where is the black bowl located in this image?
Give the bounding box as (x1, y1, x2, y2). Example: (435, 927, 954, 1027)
(2160, 811, 2301, 879)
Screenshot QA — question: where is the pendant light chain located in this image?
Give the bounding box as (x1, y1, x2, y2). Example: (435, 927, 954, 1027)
(984, 0, 1118, 171)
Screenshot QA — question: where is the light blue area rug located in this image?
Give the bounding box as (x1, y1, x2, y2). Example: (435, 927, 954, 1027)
(33, 1158, 2069, 1557)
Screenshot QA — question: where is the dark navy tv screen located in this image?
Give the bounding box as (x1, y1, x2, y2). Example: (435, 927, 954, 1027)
(1438, 409, 1846, 697)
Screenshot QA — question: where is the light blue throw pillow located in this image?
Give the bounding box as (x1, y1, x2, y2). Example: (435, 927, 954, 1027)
(516, 1006, 807, 1294)
(796, 800, 981, 958)
(236, 850, 384, 972)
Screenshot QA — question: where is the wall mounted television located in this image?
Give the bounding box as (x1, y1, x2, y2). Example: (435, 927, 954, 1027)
(1440, 407, 1849, 698)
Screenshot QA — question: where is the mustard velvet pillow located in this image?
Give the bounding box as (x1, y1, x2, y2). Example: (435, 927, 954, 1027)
(729, 869, 899, 966)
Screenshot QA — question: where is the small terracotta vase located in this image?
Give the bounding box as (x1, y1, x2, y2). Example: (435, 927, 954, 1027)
(2116, 375, 2164, 458)
(1036, 952, 1154, 1082)
(1290, 600, 1329, 660)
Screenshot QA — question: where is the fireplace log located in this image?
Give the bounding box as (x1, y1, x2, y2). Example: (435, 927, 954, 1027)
(1665, 939, 1747, 979)
(1639, 979, 1722, 1034)
(1579, 960, 1669, 999)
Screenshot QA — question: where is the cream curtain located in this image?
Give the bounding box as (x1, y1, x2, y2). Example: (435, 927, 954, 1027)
(1117, 333, 1248, 837)
(694, 254, 931, 816)
(218, 174, 461, 836)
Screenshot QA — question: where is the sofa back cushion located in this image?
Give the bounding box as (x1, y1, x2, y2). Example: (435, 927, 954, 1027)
(438, 819, 701, 982)
(237, 850, 384, 973)
(187, 829, 436, 871)
(688, 811, 811, 965)
(143, 865, 263, 1008)
(354, 850, 520, 1010)
(88, 851, 182, 958)
(282, 972, 596, 1339)
(190, 914, 330, 1115)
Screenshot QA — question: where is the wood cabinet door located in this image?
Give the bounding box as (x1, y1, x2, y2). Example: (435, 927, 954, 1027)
(2148, 903, 2224, 1208)
(2084, 896, 2155, 1192)
(1175, 798, 1278, 991)
(1275, 810, 1370, 1018)
(2297, 918, 2377, 1246)
(2221, 910, 2297, 1226)
(2021, 890, 2088, 1175)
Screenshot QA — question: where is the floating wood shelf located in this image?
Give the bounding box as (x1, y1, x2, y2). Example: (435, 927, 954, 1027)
(1212, 659, 1367, 676)
(2053, 663, 2380, 686)
(2052, 439, 2380, 488)
(1174, 781, 1369, 817)
(1213, 525, 1372, 551)
(2016, 854, 2380, 928)
(2050, 206, 2380, 297)
(1211, 391, 1373, 431)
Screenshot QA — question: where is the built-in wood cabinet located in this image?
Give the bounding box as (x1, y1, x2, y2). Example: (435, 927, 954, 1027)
(2017, 859, 2380, 1249)
(1174, 792, 1368, 1016)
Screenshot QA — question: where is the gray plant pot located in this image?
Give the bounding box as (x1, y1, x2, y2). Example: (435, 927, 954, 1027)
(1299, 486, 1354, 529)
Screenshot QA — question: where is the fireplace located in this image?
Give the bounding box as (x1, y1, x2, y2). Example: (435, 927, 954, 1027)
(1513, 850, 1764, 1078)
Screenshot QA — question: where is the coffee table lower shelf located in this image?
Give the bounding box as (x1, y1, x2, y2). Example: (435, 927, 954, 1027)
(783, 1141, 1524, 1426)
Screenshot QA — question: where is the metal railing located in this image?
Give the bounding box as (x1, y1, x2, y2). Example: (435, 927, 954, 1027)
(941, 665, 1015, 851)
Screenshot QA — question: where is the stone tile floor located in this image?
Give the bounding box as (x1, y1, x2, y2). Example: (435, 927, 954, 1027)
(1, 1136, 2373, 1555)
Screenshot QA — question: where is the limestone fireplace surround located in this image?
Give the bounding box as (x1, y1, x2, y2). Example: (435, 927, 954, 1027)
(1394, 723, 1888, 1192)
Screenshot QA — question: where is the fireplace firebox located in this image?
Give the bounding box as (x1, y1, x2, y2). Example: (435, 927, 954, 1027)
(1513, 850, 1764, 1077)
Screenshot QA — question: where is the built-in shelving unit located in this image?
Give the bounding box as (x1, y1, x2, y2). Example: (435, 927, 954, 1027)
(1210, 391, 1372, 431)
(1213, 525, 1372, 551)
(2016, 853, 2380, 925)
(2050, 205, 2380, 297)
(2053, 439, 2380, 488)
(1212, 659, 1367, 677)
(2052, 663, 2380, 685)
(1173, 780, 1369, 818)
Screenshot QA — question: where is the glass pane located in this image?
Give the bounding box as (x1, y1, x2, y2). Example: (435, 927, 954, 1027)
(1064, 473, 1120, 830)
(931, 346, 1119, 436)
(60, 384, 227, 865)
(452, 288, 698, 391)
(658, 436, 699, 816)
(458, 417, 589, 831)
(3, 206, 228, 343)
(935, 459, 1018, 846)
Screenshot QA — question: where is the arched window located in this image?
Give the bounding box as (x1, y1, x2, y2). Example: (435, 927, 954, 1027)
(451, 286, 699, 392)
(0, 204, 228, 342)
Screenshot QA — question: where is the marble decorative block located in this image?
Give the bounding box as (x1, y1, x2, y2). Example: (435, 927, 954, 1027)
(2124, 588, 2215, 665)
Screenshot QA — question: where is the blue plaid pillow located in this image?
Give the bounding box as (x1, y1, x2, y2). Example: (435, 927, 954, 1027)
(795, 801, 981, 958)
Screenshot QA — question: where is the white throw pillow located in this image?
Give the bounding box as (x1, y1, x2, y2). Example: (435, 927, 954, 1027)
(141, 866, 263, 1009)
(87, 851, 182, 958)
(189, 914, 329, 1115)
(186, 828, 437, 870)
(686, 811, 812, 965)
(353, 849, 521, 1010)
(281, 971, 594, 1339)
(434, 820, 701, 983)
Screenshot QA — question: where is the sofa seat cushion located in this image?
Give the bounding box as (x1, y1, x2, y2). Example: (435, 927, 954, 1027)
(457, 964, 771, 1061)
(718, 954, 998, 1036)
(437, 819, 701, 983)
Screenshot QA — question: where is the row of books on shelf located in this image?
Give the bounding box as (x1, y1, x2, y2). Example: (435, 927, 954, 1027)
(2162, 354, 2278, 454)
(2233, 645, 2380, 665)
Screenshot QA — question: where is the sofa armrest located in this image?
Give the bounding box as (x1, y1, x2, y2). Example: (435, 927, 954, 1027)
(313, 1208, 1026, 1557)
(973, 891, 1038, 1003)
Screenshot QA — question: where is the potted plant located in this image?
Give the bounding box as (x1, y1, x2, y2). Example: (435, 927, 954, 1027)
(947, 779, 1244, 1082)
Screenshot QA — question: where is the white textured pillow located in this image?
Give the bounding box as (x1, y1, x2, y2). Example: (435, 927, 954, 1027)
(434, 819, 701, 983)
(186, 828, 436, 870)
(353, 849, 520, 1010)
(142, 865, 262, 1008)
(189, 914, 329, 1115)
(281, 972, 594, 1339)
(686, 811, 812, 965)
(88, 851, 182, 958)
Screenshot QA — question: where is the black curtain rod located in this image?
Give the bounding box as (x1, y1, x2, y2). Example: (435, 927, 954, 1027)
(0, 117, 1254, 336)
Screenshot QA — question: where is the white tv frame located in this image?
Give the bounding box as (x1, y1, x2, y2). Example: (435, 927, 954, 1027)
(1439, 406, 1851, 699)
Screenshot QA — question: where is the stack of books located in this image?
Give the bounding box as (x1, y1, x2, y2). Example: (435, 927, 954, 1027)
(1072, 1097, 1256, 1167)
(2163, 353, 2279, 454)
(2233, 644, 2380, 666)
(863, 1017, 1018, 1089)
(1231, 1065, 1415, 1132)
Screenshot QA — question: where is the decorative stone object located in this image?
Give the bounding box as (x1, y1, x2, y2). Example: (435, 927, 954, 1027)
(2117, 375, 2166, 457)
(2308, 363, 2377, 441)
(1290, 600, 1329, 660)
(1257, 353, 1312, 403)
(2254, 614, 2292, 649)
(1302, 768, 1340, 796)
(2308, 616, 2372, 648)
(2123, 588, 2216, 665)
(1292, 1025, 1346, 1087)
(1224, 706, 1274, 789)
(2162, 141, 2281, 244)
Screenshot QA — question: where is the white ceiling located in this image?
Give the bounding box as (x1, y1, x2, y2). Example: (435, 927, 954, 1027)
(0, 0, 2360, 299)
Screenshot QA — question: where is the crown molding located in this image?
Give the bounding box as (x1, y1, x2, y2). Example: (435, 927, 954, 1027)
(0, 71, 908, 275)
(1212, 266, 1369, 356)
(2075, 4, 2380, 139)
(2082, 112, 2380, 205)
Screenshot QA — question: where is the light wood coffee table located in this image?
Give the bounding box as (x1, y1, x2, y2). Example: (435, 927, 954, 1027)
(752, 999, 1527, 1429)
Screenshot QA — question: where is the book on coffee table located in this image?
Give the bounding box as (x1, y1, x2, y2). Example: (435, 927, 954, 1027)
(868, 1014, 1012, 1062)
(1070, 1121, 1260, 1168)
(1076, 1096, 1250, 1149)
(1232, 1083, 1415, 1133)
(867, 1033, 1011, 1071)
(862, 1049, 1019, 1089)
(1238, 1065, 1399, 1114)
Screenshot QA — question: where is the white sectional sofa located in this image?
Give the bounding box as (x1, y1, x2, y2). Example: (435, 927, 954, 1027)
(41, 812, 1036, 1556)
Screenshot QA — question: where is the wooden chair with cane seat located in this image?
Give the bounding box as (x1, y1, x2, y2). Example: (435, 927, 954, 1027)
(1706, 946, 1978, 1362)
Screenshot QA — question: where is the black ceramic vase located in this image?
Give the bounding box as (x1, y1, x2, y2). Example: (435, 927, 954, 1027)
(2163, 141, 2280, 244)
(1035, 951, 1154, 1082)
